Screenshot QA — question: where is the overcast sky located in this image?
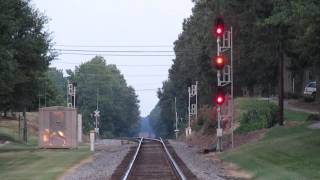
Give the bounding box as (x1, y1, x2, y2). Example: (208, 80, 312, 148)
(31, 0, 194, 116)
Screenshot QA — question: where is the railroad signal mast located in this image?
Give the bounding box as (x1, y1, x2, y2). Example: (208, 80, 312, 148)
(186, 81, 198, 137)
(212, 16, 234, 152)
(67, 80, 76, 108)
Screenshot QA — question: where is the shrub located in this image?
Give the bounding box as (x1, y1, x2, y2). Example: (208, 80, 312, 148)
(236, 103, 278, 133)
(192, 106, 217, 133)
(306, 114, 320, 121)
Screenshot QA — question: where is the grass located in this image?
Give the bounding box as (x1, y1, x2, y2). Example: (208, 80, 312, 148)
(235, 97, 311, 122)
(0, 143, 90, 180)
(284, 110, 310, 121)
(235, 98, 271, 115)
(0, 118, 91, 180)
(221, 97, 320, 180)
(221, 124, 320, 180)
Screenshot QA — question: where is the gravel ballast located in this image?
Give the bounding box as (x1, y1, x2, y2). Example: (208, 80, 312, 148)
(169, 140, 225, 180)
(59, 139, 134, 180)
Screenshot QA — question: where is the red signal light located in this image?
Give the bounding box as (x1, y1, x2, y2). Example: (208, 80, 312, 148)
(217, 96, 224, 104)
(212, 17, 225, 37)
(212, 55, 226, 70)
(214, 88, 225, 106)
(216, 27, 223, 35)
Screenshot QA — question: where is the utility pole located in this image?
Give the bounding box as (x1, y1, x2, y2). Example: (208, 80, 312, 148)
(174, 97, 179, 139)
(187, 87, 191, 136)
(23, 108, 27, 143)
(66, 80, 69, 107)
(94, 88, 100, 135)
(18, 113, 21, 141)
(73, 84, 76, 108)
(195, 81, 198, 120)
(279, 48, 284, 126)
(44, 82, 47, 107)
(97, 88, 99, 110)
(38, 94, 41, 110)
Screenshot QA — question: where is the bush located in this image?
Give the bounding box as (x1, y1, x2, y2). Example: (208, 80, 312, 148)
(306, 114, 320, 121)
(236, 103, 278, 133)
(192, 106, 217, 134)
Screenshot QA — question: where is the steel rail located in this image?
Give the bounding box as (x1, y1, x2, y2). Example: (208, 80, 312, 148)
(160, 138, 187, 180)
(142, 137, 161, 142)
(122, 137, 143, 180)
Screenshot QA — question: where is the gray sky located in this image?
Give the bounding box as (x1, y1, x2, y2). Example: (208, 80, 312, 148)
(32, 0, 194, 116)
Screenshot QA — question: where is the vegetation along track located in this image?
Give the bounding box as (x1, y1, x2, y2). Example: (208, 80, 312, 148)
(111, 137, 197, 180)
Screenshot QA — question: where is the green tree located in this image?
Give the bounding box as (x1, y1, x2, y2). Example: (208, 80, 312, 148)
(72, 56, 140, 137)
(0, 0, 54, 143)
(45, 68, 67, 106)
(0, 0, 54, 114)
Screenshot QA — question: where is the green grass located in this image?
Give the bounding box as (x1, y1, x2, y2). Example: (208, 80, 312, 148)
(221, 124, 320, 180)
(0, 143, 90, 180)
(221, 98, 319, 180)
(235, 97, 271, 114)
(284, 110, 310, 121)
(235, 97, 311, 122)
(0, 119, 91, 180)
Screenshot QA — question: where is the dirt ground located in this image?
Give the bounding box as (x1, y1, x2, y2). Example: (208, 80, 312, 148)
(181, 128, 268, 180)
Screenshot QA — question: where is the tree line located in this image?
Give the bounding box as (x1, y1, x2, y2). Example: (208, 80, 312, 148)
(149, 0, 320, 137)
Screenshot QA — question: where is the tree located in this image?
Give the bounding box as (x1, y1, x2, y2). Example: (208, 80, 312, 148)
(151, 0, 320, 135)
(45, 68, 67, 106)
(156, 0, 278, 136)
(0, 0, 54, 142)
(71, 56, 140, 137)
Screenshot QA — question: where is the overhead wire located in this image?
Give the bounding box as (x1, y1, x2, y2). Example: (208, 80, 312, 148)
(49, 45, 188, 92)
(134, 88, 159, 90)
(76, 73, 167, 77)
(51, 60, 171, 67)
(57, 52, 176, 56)
(51, 45, 205, 58)
(52, 61, 171, 67)
(54, 49, 175, 53)
(55, 44, 174, 48)
(49, 44, 198, 95)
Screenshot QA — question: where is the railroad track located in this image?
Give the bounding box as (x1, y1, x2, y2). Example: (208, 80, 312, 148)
(111, 138, 196, 180)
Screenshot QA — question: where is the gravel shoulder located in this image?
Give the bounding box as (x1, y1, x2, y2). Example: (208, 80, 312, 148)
(59, 139, 135, 180)
(169, 140, 225, 180)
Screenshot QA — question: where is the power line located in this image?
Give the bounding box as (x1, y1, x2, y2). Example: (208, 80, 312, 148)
(111, 64, 170, 67)
(54, 49, 175, 53)
(58, 52, 176, 56)
(52, 61, 171, 67)
(53, 48, 204, 54)
(135, 88, 159, 91)
(125, 75, 167, 77)
(75, 73, 167, 77)
(55, 44, 174, 48)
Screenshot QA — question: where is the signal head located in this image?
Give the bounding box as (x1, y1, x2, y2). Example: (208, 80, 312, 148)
(213, 88, 225, 106)
(212, 55, 226, 70)
(212, 17, 225, 37)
